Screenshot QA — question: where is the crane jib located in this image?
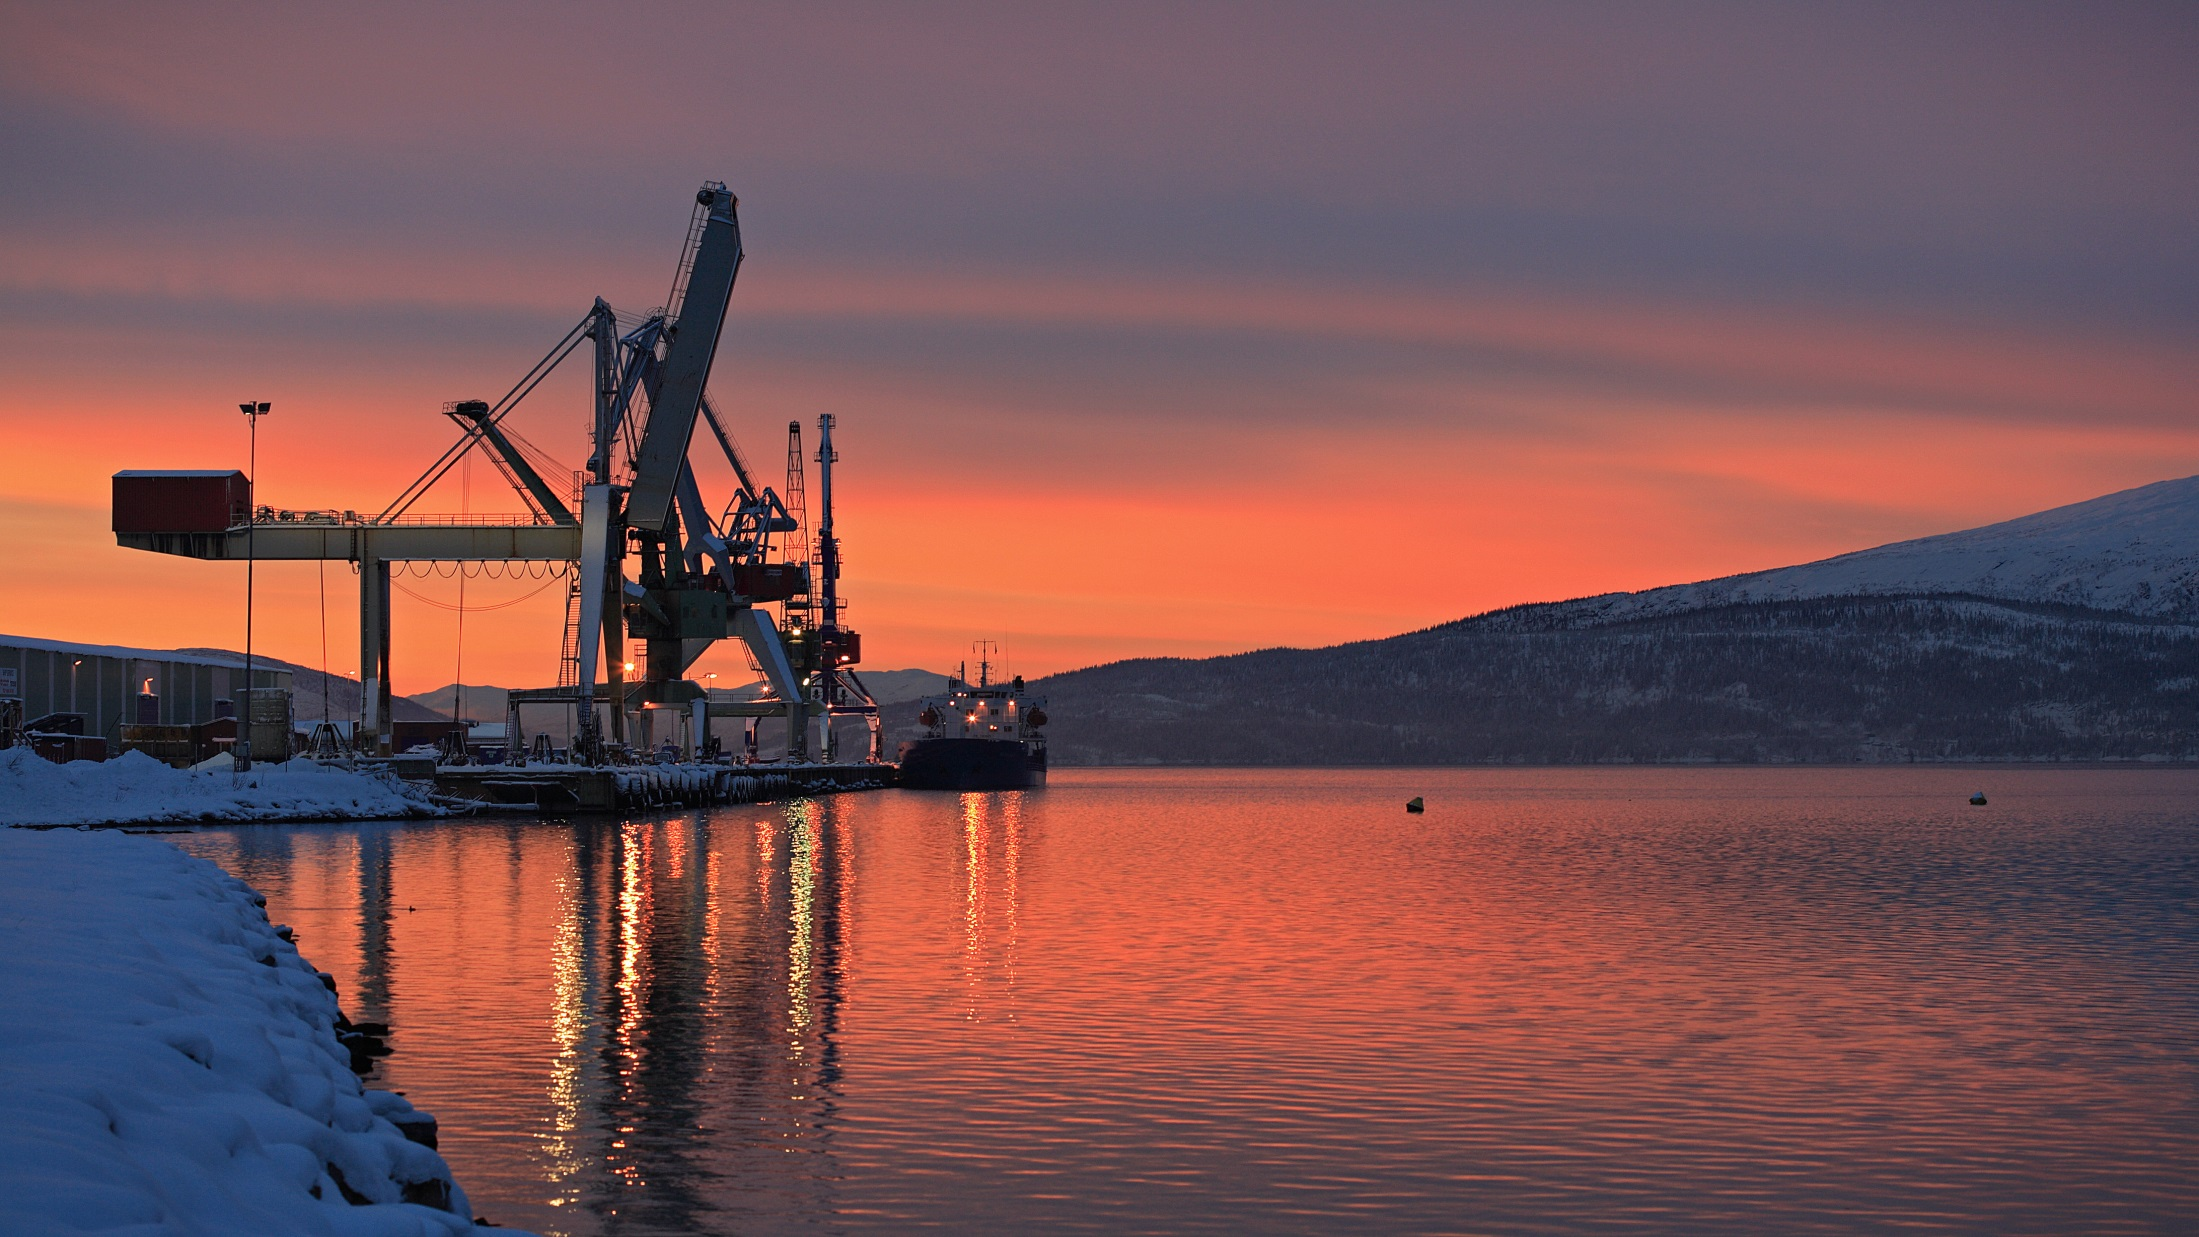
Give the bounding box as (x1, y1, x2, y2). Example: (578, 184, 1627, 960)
(627, 188, 743, 533)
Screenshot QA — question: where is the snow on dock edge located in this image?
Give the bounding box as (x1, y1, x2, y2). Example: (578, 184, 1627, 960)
(0, 749, 452, 828)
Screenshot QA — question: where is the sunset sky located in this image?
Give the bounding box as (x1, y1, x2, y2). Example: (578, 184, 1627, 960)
(3, 3, 2194, 691)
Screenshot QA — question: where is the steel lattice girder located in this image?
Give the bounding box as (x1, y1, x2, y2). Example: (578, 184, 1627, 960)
(117, 525, 583, 562)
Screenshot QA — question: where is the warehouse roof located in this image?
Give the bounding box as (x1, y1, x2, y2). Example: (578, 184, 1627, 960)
(0, 635, 288, 674)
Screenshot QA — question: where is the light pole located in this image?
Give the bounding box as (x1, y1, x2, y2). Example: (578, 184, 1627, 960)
(238, 401, 270, 772)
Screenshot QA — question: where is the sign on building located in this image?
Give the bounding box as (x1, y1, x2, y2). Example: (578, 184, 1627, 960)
(0, 666, 15, 699)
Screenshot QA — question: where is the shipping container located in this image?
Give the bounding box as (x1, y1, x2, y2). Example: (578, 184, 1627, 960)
(118, 724, 196, 766)
(731, 561, 806, 602)
(391, 720, 467, 755)
(122, 718, 240, 768)
(31, 734, 108, 764)
(112, 470, 249, 534)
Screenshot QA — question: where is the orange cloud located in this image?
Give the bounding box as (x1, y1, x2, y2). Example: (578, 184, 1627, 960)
(3, 252, 2194, 688)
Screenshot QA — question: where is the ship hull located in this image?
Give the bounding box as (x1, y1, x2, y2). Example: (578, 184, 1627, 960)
(895, 737, 1046, 790)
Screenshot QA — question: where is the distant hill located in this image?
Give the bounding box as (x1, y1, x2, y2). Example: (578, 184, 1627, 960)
(407, 683, 510, 723)
(1510, 475, 2199, 628)
(971, 477, 2199, 765)
(848, 668, 952, 705)
(723, 667, 948, 706)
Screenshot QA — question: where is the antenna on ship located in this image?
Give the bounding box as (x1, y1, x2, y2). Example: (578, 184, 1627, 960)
(973, 640, 998, 688)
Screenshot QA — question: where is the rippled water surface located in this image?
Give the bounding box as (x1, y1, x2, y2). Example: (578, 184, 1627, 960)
(178, 768, 2199, 1234)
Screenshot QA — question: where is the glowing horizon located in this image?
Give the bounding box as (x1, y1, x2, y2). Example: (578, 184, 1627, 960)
(3, 5, 2193, 692)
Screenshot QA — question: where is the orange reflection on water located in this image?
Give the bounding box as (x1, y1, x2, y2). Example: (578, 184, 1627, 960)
(607, 824, 649, 1189)
(956, 791, 1025, 1026)
(785, 799, 821, 1054)
(171, 769, 2199, 1236)
(543, 834, 589, 1203)
(1001, 792, 1021, 1022)
(961, 794, 987, 1021)
(752, 817, 775, 922)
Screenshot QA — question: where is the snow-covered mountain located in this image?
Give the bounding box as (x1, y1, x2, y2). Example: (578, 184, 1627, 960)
(1507, 474, 2199, 629)
(997, 474, 2199, 764)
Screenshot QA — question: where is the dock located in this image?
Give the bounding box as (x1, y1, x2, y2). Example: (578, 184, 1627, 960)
(424, 762, 895, 812)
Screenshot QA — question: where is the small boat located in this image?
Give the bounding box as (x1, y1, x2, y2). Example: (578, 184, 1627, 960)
(897, 644, 1047, 791)
(1970, 792, 1988, 806)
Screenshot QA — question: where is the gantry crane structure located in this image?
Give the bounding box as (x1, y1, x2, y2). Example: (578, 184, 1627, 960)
(114, 183, 880, 763)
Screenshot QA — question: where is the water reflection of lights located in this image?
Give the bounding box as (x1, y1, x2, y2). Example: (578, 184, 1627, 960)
(786, 799, 822, 1052)
(182, 810, 866, 1233)
(543, 859, 588, 1202)
(699, 816, 725, 1014)
(1001, 792, 1021, 1019)
(615, 823, 648, 1070)
(963, 794, 988, 1019)
(610, 822, 651, 1188)
(959, 792, 1024, 1023)
(754, 818, 776, 921)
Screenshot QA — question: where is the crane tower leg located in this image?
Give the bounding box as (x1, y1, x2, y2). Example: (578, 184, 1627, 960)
(574, 484, 612, 760)
(601, 570, 627, 748)
(359, 553, 392, 756)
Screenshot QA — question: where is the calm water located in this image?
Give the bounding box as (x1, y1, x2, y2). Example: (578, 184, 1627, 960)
(176, 768, 2199, 1235)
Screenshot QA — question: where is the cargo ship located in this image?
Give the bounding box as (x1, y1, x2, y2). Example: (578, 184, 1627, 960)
(896, 645, 1046, 790)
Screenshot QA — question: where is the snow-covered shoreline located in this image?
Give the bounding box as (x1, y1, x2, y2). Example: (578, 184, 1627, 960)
(0, 829, 520, 1235)
(0, 749, 456, 828)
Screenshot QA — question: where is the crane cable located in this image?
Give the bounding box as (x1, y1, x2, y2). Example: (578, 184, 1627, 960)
(395, 561, 568, 580)
(391, 578, 562, 612)
(453, 455, 468, 723)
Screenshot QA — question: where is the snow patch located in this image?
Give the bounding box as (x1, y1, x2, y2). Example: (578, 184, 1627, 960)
(0, 829, 514, 1234)
(0, 749, 453, 828)
(1507, 474, 2199, 628)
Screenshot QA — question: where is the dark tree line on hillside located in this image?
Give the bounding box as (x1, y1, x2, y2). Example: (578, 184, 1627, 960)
(882, 595, 2199, 765)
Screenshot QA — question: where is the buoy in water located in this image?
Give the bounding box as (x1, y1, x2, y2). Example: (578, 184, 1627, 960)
(1405, 797, 1425, 813)
(1969, 792, 1987, 806)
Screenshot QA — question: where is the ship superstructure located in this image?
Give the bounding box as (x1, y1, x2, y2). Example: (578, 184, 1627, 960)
(897, 643, 1047, 790)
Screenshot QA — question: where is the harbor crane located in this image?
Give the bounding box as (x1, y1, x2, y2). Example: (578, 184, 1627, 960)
(113, 184, 880, 763)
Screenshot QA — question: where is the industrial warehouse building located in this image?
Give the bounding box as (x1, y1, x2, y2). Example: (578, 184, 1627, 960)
(0, 634, 292, 761)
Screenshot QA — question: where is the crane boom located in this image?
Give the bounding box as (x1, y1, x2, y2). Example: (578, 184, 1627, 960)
(699, 396, 758, 495)
(115, 182, 883, 767)
(447, 400, 574, 524)
(626, 183, 743, 532)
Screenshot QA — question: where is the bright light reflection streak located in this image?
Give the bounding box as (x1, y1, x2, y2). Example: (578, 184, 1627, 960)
(616, 824, 647, 1058)
(611, 822, 649, 1186)
(542, 841, 588, 1202)
(962, 793, 988, 1021)
(1002, 792, 1021, 1022)
(699, 815, 724, 1020)
(787, 800, 820, 1054)
(836, 800, 856, 978)
(754, 818, 776, 924)
(664, 815, 691, 884)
